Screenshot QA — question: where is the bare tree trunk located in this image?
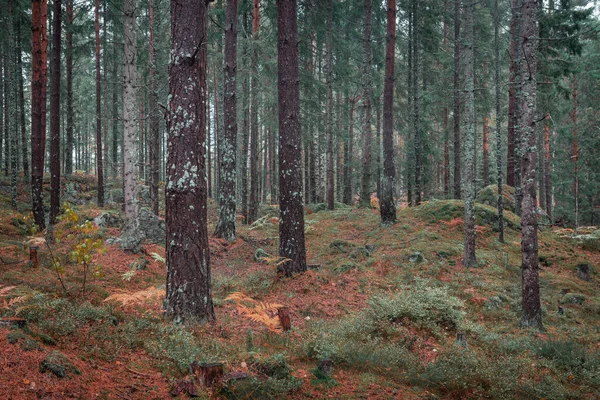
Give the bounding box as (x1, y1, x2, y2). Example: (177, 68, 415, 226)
(214, 0, 238, 241)
(507, 0, 518, 188)
(31, 0, 47, 229)
(519, 0, 541, 330)
(571, 82, 578, 229)
(325, 0, 334, 210)
(65, 0, 73, 176)
(0, 50, 3, 178)
(239, 13, 249, 223)
(359, 0, 373, 208)
(112, 25, 119, 179)
(165, 0, 214, 323)
(278, 0, 306, 276)
(16, 17, 29, 184)
(412, 0, 422, 205)
(120, 0, 142, 252)
(544, 121, 552, 222)
(512, 0, 523, 215)
(380, 0, 397, 225)
(453, 0, 461, 200)
(95, 0, 104, 207)
(7, 0, 17, 209)
(248, 0, 260, 224)
(343, 96, 357, 205)
(483, 117, 489, 187)
(148, 0, 159, 215)
(463, 0, 476, 267)
(49, 0, 61, 224)
(494, 0, 505, 243)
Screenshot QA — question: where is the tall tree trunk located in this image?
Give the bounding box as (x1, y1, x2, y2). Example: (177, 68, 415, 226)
(380, 0, 397, 225)
(49, 0, 62, 224)
(512, 0, 523, 215)
(0, 49, 4, 179)
(443, 0, 450, 197)
(359, 0, 373, 208)
(148, 0, 159, 215)
(519, 0, 541, 330)
(213, 65, 221, 203)
(343, 97, 356, 205)
(16, 17, 29, 184)
(248, 0, 260, 224)
(453, 0, 461, 200)
(65, 0, 73, 176)
(31, 0, 47, 229)
(483, 117, 489, 187)
(463, 0, 476, 267)
(239, 13, 249, 223)
(7, 0, 17, 209)
(413, 0, 422, 205)
(277, 0, 306, 276)
(4, 52, 9, 178)
(120, 0, 142, 252)
(112, 22, 119, 179)
(166, 0, 214, 324)
(41, 0, 48, 173)
(507, 0, 518, 188)
(544, 121, 552, 222)
(214, 0, 238, 241)
(494, 0, 505, 243)
(571, 82, 578, 229)
(95, 0, 104, 207)
(325, 0, 334, 210)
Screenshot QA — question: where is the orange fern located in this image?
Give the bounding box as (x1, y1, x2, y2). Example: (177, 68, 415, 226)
(225, 292, 283, 332)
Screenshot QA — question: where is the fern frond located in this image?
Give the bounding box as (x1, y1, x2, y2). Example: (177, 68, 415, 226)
(150, 252, 166, 264)
(103, 286, 165, 306)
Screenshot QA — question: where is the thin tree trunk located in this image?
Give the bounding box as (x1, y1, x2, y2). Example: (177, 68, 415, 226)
(95, 0, 104, 207)
(120, 0, 142, 252)
(571, 82, 578, 229)
(544, 121, 552, 222)
(214, 0, 238, 241)
(380, 0, 397, 225)
(248, 0, 260, 224)
(7, 0, 17, 209)
(512, 0, 523, 215)
(239, 13, 249, 223)
(112, 23, 119, 179)
(359, 0, 373, 208)
(16, 17, 29, 184)
(65, 0, 73, 176)
(413, 0, 422, 205)
(443, 0, 450, 197)
(483, 116, 489, 186)
(0, 49, 4, 179)
(494, 0, 505, 243)
(453, 0, 461, 200)
(165, 0, 214, 324)
(49, 0, 61, 225)
(277, 0, 306, 276)
(519, 0, 541, 330)
(343, 97, 357, 205)
(463, 0, 476, 267)
(213, 65, 221, 203)
(325, 0, 334, 210)
(148, 0, 159, 214)
(31, 0, 46, 229)
(507, 0, 518, 188)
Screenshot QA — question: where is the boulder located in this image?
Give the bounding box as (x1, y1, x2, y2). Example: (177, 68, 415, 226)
(476, 184, 516, 213)
(138, 207, 165, 243)
(94, 212, 124, 228)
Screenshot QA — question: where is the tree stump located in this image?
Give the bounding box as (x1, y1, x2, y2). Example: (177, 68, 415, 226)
(577, 264, 592, 281)
(317, 358, 333, 377)
(30, 246, 39, 268)
(278, 307, 291, 331)
(455, 332, 467, 349)
(193, 362, 223, 388)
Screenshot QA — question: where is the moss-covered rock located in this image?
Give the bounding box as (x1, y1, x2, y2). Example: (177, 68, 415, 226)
(476, 185, 516, 213)
(40, 351, 81, 378)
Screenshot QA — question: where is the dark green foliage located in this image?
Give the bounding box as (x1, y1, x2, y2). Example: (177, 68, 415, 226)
(40, 351, 81, 378)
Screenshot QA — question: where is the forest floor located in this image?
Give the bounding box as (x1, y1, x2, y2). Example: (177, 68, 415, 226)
(0, 175, 599, 399)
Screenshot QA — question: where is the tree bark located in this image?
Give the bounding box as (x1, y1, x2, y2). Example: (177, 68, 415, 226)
(31, 0, 47, 229)
(463, 0, 476, 267)
(507, 0, 518, 188)
(277, 0, 307, 276)
(148, 0, 160, 215)
(49, 0, 61, 224)
(544, 121, 552, 222)
(519, 0, 541, 330)
(453, 0, 461, 200)
(65, 0, 74, 176)
(248, 0, 260, 224)
(412, 0, 422, 205)
(359, 0, 373, 208)
(325, 0, 334, 211)
(239, 13, 249, 223)
(494, 0, 505, 243)
(120, 0, 142, 252)
(483, 117, 489, 187)
(214, 0, 238, 241)
(571, 82, 578, 229)
(380, 0, 397, 226)
(16, 17, 29, 184)
(95, 0, 104, 207)
(165, 0, 215, 324)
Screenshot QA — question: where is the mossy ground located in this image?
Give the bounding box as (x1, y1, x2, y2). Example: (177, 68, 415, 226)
(0, 176, 598, 399)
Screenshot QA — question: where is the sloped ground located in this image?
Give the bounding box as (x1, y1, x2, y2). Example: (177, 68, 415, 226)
(0, 177, 598, 399)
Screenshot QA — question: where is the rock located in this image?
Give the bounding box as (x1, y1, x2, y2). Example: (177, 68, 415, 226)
(560, 293, 586, 305)
(137, 208, 165, 243)
(577, 264, 592, 281)
(138, 185, 151, 204)
(40, 351, 81, 378)
(94, 212, 124, 228)
(409, 251, 426, 263)
(476, 184, 516, 213)
(105, 237, 122, 245)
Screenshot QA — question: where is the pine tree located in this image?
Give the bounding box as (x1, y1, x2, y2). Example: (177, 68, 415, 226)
(165, 0, 214, 323)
